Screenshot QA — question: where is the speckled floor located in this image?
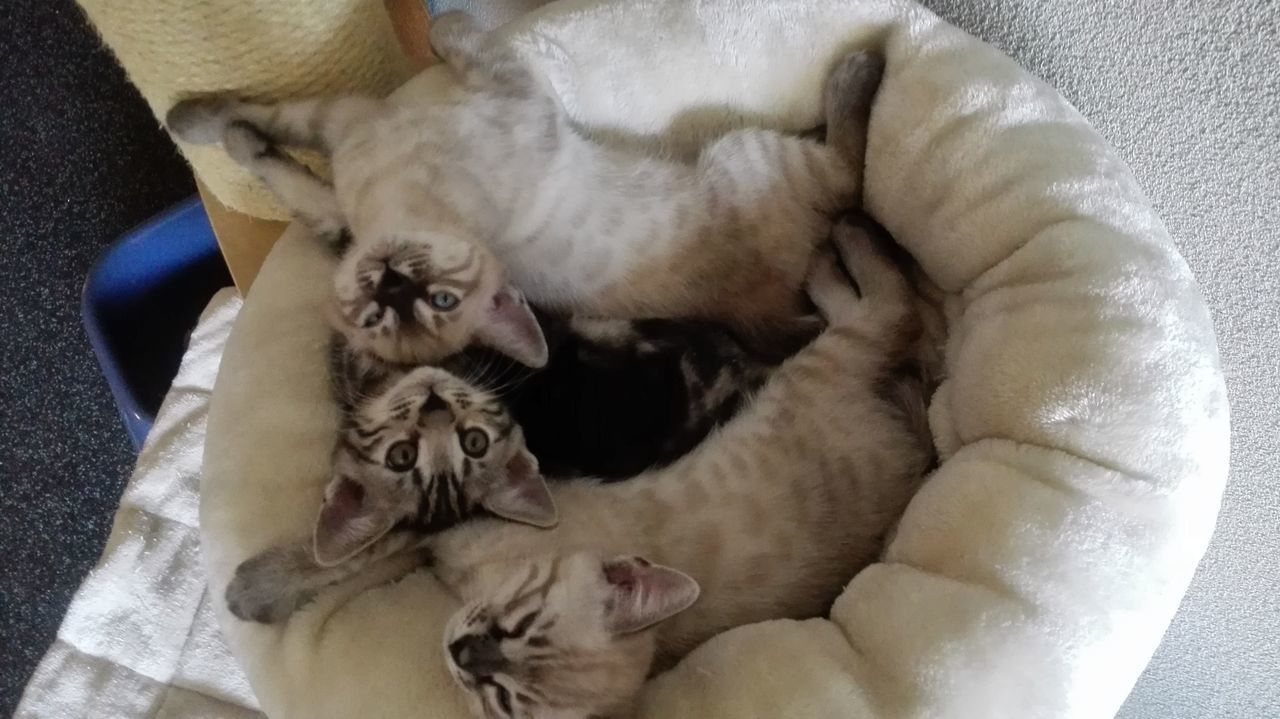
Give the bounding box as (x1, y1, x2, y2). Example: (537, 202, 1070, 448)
(0, 1, 196, 712)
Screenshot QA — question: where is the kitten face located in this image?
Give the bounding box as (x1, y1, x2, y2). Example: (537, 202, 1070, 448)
(331, 234, 549, 368)
(444, 552, 699, 719)
(314, 365, 557, 565)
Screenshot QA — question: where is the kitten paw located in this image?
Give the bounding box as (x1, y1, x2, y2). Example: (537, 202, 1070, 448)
(824, 50, 885, 119)
(165, 96, 236, 145)
(225, 546, 314, 624)
(222, 121, 277, 165)
(807, 217, 907, 322)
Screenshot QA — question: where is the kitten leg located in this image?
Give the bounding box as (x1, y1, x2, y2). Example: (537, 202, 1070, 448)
(225, 532, 423, 624)
(225, 543, 344, 624)
(222, 122, 349, 248)
(807, 218, 914, 351)
(823, 50, 886, 194)
(166, 95, 383, 151)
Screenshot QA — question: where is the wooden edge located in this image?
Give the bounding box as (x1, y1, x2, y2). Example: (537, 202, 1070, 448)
(386, 0, 438, 69)
(201, 2, 435, 293)
(198, 180, 289, 294)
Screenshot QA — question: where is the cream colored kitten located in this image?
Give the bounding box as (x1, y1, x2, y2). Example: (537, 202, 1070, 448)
(165, 13, 885, 366)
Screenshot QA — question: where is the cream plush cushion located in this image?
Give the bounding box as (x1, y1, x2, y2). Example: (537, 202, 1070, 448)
(201, 0, 1229, 716)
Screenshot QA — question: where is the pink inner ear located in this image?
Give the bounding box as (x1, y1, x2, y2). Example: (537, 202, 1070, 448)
(315, 477, 368, 560)
(604, 561, 638, 591)
(506, 449, 536, 481)
(503, 450, 553, 512)
(477, 286, 548, 368)
(601, 557, 700, 634)
(325, 478, 364, 519)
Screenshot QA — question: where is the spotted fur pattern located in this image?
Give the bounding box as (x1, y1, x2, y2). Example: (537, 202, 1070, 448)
(165, 17, 884, 366)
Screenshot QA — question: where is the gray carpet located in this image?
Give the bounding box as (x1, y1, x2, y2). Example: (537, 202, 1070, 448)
(0, 0, 196, 714)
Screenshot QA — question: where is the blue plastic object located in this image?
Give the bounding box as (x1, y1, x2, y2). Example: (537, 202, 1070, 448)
(82, 197, 233, 450)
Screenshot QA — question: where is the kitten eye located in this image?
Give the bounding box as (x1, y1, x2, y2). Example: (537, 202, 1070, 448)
(460, 428, 490, 457)
(385, 440, 418, 471)
(428, 290, 460, 311)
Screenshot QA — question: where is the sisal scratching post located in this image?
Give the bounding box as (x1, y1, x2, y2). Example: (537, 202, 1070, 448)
(76, 0, 419, 220)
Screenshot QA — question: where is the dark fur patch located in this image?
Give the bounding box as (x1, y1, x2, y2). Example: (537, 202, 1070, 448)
(442, 310, 803, 480)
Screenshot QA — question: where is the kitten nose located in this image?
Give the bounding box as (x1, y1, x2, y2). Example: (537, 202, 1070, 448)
(373, 266, 420, 319)
(421, 392, 451, 416)
(449, 634, 507, 677)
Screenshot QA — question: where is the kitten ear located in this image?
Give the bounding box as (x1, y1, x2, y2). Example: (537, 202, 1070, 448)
(474, 285, 549, 368)
(481, 448, 557, 527)
(601, 555, 701, 635)
(313, 477, 396, 566)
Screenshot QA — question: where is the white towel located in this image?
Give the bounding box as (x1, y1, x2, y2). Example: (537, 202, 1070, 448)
(16, 288, 263, 719)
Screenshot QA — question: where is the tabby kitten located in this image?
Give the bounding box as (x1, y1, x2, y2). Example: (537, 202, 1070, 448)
(165, 14, 884, 366)
(433, 221, 932, 719)
(223, 313, 804, 623)
(227, 220, 932, 719)
(333, 311, 813, 481)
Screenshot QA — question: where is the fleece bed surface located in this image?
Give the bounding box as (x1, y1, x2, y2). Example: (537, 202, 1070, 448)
(200, 0, 1230, 716)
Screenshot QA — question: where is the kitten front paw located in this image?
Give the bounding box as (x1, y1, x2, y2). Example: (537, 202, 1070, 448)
(222, 121, 276, 165)
(166, 96, 236, 145)
(806, 218, 909, 327)
(225, 546, 315, 624)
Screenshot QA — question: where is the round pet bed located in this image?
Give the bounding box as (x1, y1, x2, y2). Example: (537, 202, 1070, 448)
(201, 0, 1229, 716)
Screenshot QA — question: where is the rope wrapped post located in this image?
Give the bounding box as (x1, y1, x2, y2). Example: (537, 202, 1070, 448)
(75, 0, 435, 289)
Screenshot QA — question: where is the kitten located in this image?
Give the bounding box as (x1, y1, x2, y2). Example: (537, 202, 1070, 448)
(224, 312, 806, 623)
(328, 306, 809, 484)
(165, 14, 885, 366)
(434, 221, 931, 719)
(227, 219, 933, 719)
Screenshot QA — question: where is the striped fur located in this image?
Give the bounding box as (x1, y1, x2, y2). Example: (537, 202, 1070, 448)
(224, 311, 807, 624)
(434, 219, 933, 719)
(165, 15, 885, 366)
(224, 220, 934, 717)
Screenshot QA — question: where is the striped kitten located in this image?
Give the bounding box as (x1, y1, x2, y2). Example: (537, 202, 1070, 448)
(224, 314, 806, 622)
(435, 221, 931, 719)
(165, 15, 884, 366)
(226, 219, 932, 719)
(333, 312, 813, 480)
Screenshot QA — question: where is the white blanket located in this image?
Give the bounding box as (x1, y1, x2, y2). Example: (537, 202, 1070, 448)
(16, 289, 263, 719)
(201, 0, 1230, 717)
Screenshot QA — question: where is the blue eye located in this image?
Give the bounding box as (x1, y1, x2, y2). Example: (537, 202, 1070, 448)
(429, 291, 459, 311)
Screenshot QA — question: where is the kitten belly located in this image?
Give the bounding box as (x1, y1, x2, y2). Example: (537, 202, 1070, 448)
(502, 242, 628, 310)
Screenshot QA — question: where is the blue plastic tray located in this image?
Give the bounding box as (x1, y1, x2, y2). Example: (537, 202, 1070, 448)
(82, 197, 233, 449)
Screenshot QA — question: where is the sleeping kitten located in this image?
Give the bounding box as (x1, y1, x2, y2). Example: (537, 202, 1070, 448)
(165, 15, 885, 366)
(226, 217, 933, 719)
